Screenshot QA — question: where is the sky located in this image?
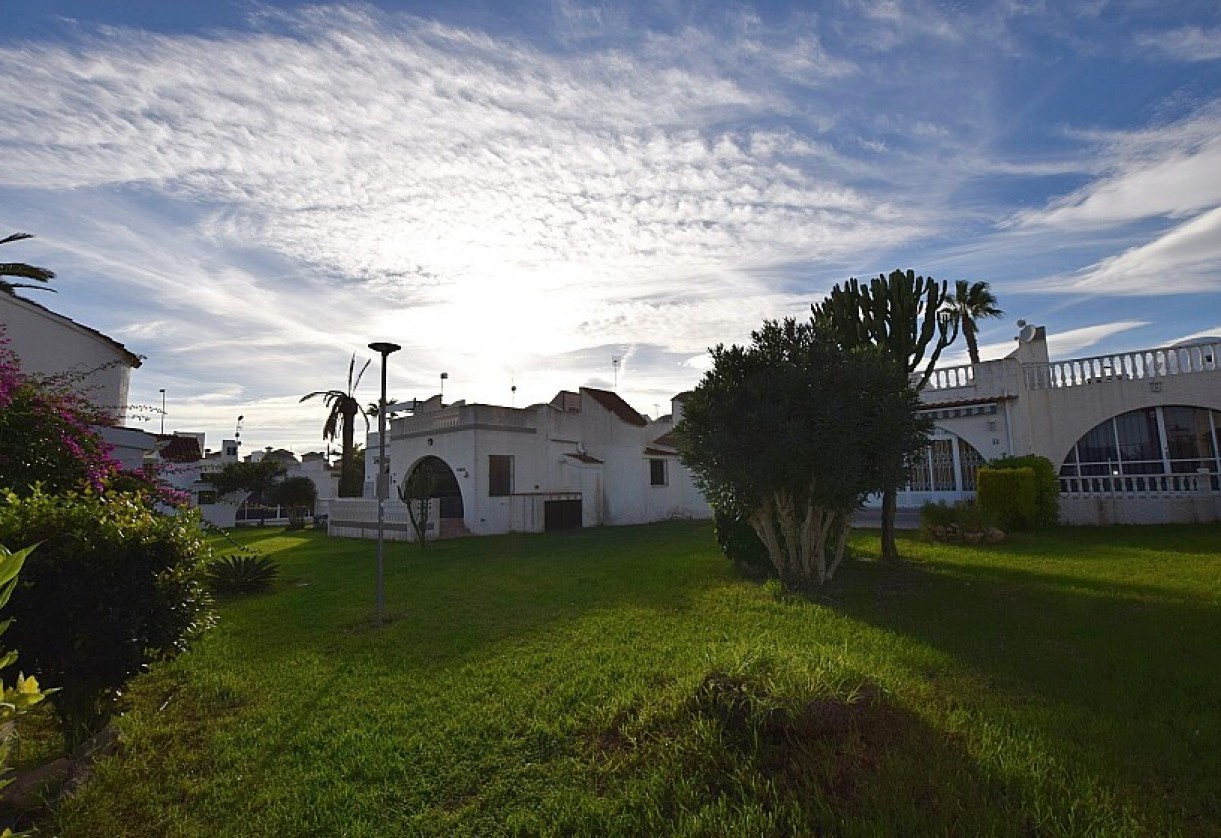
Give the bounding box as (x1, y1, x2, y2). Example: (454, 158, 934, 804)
(2, 1, 1220, 455)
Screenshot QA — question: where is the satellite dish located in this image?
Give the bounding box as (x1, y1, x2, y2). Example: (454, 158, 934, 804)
(1019, 324, 1037, 343)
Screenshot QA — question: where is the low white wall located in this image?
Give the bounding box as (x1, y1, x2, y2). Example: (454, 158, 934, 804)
(1059, 493, 1221, 525)
(328, 498, 435, 541)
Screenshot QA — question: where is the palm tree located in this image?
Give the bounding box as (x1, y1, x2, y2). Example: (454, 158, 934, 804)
(1, 232, 56, 295)
(946, 280, 1004, 365)
(300, 354, 371, 497)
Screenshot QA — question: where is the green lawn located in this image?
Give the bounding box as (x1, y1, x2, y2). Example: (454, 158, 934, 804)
(50, 521, 1221, 836)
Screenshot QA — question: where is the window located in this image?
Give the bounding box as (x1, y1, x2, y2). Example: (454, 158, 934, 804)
(1062, 405, 1221, 488)
(649, 458, 667, 486)
(197, 490, 217, 505)
(489, 455, 513, 497)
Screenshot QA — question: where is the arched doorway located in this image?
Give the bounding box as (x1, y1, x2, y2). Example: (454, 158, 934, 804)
(401, 456, 466, 538)
(899, 430, 987, 504)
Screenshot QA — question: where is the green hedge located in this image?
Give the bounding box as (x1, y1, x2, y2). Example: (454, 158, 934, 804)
(977, 467, 1037, 531)
(988, 455, 1060, 527)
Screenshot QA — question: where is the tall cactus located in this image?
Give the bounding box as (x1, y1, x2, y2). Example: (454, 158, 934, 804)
(814, 268, 956, 388)
(811, 269, 958, 560)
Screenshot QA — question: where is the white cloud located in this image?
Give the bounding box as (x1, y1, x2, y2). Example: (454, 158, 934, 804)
(1014, 126, 1221, 229)
(1041, 207, 1221, 295)
(1137, 26, 1221, 62)
(1045, 321, 1151, 359)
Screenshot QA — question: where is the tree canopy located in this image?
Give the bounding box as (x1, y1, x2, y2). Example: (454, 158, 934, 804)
(0, 232, 56, 296)
(202, 459, 286, 498)
(946, 280, 1004, 365)
(301, 354, 370, 497)
(678, 318, 926, 586)
(811, 268, 957, 560)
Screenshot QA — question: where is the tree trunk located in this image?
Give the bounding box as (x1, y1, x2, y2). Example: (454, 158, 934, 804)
(880, 485, 900, 562)
(965, 319, 980, 365)
(339, 405, 358, 497)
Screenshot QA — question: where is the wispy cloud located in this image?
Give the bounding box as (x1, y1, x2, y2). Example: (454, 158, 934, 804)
(1137, 26, 1221, 62)
(2, 2, 1219, 450)
(1056, 206, 1221, 294)
(1013, 108, 1221, 229)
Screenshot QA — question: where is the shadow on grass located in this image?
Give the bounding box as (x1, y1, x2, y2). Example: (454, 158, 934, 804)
(831, 540, 1221, 835)
(207, 521, 729, 672)
(585, 669, 1042, 836)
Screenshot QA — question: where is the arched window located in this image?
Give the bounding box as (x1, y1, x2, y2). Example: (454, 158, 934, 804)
(1060, 405, 1221, 491)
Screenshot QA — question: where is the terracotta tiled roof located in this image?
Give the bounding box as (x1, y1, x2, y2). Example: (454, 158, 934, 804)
(582, 387, 648, 427)
(157, 434, 203, 463)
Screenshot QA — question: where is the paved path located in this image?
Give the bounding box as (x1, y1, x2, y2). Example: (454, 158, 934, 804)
(853, 507, 922, 530)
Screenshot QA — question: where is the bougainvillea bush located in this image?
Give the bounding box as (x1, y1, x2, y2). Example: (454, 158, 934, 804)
(0, 337, 117, 495)
(0, 334, 188, 507)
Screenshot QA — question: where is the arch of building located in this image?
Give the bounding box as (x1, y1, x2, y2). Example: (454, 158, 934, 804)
(1038, 387, 1221, 477)
(1058, 404, 1221, 491)
(402, 455, 465, 525)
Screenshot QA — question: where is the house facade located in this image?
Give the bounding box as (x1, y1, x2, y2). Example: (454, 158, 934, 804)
(329, 323, 1220, 540)
(329, 388, 709, 541)
(896, 324, 1221, 524)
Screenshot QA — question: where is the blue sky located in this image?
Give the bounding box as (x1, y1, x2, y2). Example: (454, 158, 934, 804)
(2, 1, 1220, 454)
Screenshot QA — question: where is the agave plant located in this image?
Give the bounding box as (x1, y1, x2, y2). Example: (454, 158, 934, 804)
(206, 552, 280, 594)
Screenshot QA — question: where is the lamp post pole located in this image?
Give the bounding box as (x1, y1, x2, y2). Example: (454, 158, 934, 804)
(368, 341, 401, 626)
(159, 388, 166, 435)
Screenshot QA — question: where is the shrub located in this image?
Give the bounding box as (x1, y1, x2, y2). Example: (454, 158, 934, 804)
(0, 488, 214, 747)
(976, 467, 1037, 531)
(207, 552, 280, 594)
(0, 544, 53, 794)
(714, 508, 772, 578)
(988, 455, 1059, 527)
(920, 501, 1000, 542)
(919, 501, 958, 528)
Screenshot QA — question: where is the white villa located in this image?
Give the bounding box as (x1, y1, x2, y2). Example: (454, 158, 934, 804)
(330, 321, 1221, 541)
(901, 323, 1220, 524)
(329, 388, 709, 540)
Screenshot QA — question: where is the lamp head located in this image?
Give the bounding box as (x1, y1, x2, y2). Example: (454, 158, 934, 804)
(368, 341, 401, 355)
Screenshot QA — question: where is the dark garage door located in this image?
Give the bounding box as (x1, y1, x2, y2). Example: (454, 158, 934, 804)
(544, 499, 582, 531)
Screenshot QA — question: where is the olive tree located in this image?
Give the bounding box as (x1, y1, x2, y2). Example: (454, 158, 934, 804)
(678, 319, 927, 586)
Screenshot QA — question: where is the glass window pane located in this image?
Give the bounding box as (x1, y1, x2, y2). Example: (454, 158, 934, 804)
(1164, 406, 1216, 462)
(1077, 419, 1118, 465)
(1114, 408, 1160, 463)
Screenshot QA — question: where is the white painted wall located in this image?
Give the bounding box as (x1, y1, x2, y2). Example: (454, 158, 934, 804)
(0, 294, 138, 422)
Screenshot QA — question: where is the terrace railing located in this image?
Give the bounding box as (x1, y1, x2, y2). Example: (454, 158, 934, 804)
(919, 364, 974, 391)
(1025, 342, 1219, 390)
(1059, 472, 1220, 496)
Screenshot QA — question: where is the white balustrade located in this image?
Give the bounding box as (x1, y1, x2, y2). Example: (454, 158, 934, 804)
(919, 364, 974, 391)
(1058, 473, 1218, 496)
(1026, 342, 1218, 390)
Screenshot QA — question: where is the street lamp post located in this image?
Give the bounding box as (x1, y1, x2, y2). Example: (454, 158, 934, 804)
(368, 341, 401, 626)
(159, 388, 166, 435)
